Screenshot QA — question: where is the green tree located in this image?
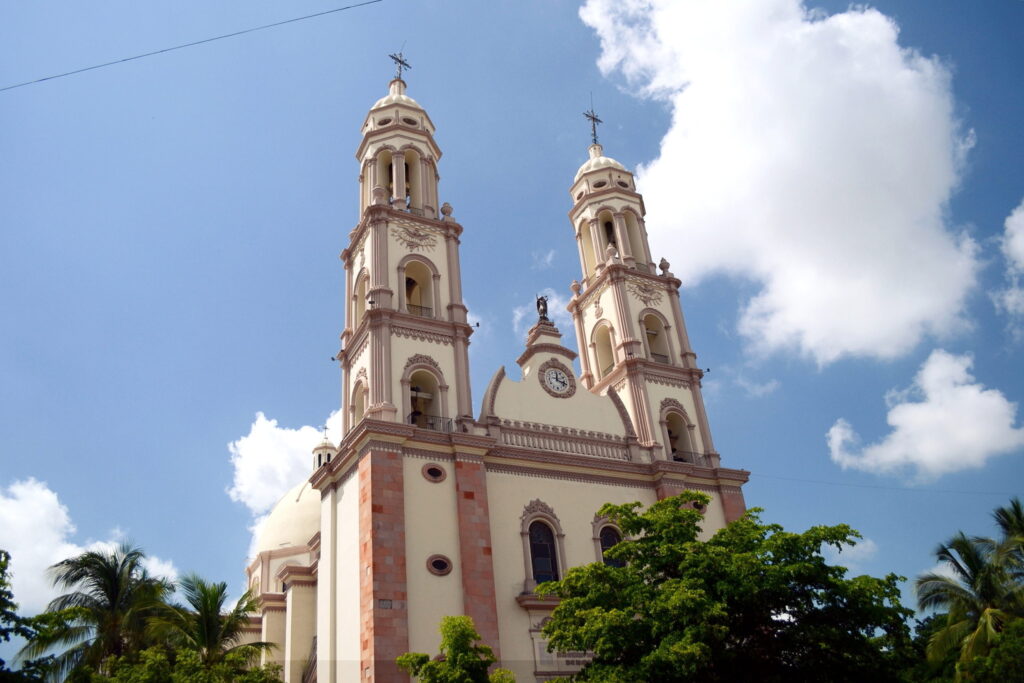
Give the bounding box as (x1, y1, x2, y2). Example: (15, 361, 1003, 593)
(397, 615, 514, 683)
(146, 574, 272, 669)
(0, 549, 46, 682)
(957, 617, 1024, 682)
(87, 647, 282, 683)
(915, 498, 1024, 678)
(17, 543, 171, 680)
(538, 491, 913, 683)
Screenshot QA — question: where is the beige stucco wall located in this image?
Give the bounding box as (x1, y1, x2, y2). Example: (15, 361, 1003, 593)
(494, 353, 627, 435)
(284, 583, 317, 682)
(403, 455, 464, 655)
(485, 470, 656, 679)
(335, 475, 361, 681)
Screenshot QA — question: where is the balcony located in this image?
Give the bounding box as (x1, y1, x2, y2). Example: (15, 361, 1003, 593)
(650, 352, 669, 364)
(407, 303, 433, 318)
(408, 413, 454, 433)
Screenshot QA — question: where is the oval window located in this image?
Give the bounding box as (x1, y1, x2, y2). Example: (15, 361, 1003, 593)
(402, 117, 418, 126)
(426, 554, 453, 576)
(377, 118, 392, 126)
(575, 191, 584, 200)
(593, 180, 607, 188)
(422, 463, 447, 483)
(617, 180, 629, 188)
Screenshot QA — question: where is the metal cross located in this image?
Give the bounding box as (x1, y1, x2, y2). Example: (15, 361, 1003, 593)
(388, 52, 411, 80)
(320, 424, 329, 440)
(584, 106, 603, 145)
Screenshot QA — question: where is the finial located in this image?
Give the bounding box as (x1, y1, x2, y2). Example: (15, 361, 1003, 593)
(584, 93, 602, 145)
(320, 424, 330, 441)
(388, 51, 411, 80)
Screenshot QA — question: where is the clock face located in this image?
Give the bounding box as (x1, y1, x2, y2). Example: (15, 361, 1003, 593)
(544, 367, 571, 394)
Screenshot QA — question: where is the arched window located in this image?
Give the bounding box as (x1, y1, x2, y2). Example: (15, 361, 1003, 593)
(400, 258, 437, 318)
(666, 412, 696, 462)
(520, 500, 567, 593)
(578, 219, 596, 277)
(623, 211, 649, 270)
(641, 313, 672, 365)
(599, 527, 624, 567)
(528, 521, 559, 583)
(403, 149, 422, 213)
(352, 382, 367, 424)
(592, 323, 615, 379)
(597, 210, 616, 255)
(353, 271, 369, 328)
(376, 150, 394, 201)
(408, 369, 442, 430)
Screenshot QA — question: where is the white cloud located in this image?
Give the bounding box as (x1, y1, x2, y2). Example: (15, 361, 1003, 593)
(580, 0, 977, 365)
(0, 478, 178, 615)
(823, 537, 879, 573)
(226, 410, 340, 517)
(828, 349, 1024, 480)
(734, 375, 780, 398)
(993, 198, 1024, 336)
(512, 287, 572, 335)
(226, 410, 340, 557)
(531, 249, 556, 270)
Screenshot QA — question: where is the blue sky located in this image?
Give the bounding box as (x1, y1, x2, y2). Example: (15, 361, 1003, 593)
(1, 0, 1023, 654)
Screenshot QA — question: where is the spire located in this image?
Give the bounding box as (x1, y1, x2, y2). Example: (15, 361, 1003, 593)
(583, 105, 602, 145)
(388, 51, 411, 81)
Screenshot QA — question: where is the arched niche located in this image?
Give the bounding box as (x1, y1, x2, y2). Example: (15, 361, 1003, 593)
(660, 400, 699, 463)
(622, 209, 650, 269)
(578, 219, 596, 277)
(352, 268, 369, 329)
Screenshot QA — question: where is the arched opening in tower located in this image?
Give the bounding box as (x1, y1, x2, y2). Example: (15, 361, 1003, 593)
(408, 369, 441, 429)
(404, 260, 434, 318)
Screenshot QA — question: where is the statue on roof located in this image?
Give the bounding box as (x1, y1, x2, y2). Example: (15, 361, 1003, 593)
(536, 295, 549, 322)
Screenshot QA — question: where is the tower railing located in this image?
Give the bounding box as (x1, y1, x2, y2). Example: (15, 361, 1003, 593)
(671, 450, 711, 467)
(650, 352, 669, 364)
(408, 413, 454, 433)
(407, 304, 433, 318)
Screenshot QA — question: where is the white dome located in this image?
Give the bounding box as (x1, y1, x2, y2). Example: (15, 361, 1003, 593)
(372, 78, 423, 111)
(574, 143, 628, 182)
(254, 481, 320, 554)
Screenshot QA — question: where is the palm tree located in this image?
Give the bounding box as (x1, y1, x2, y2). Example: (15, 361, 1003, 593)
(17, 543, 171, 680)
(916, 500, 1024, 679)
(148, 574, 272, 668)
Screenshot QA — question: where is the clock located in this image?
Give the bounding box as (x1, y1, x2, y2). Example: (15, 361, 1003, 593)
(538, 359, 577, 398)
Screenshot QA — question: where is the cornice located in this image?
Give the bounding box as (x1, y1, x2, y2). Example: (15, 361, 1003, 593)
(516, 342, 578, 367)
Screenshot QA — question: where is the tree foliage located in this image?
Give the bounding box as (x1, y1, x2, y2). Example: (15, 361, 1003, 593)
(146, 574, 271, 668)
(914, 497, 1024, 679)
(0, 550, 47, 682)
(956, 617, 1024, 682)
(397, 615, 514, 683)
(538, 491, 913, 682)
(17, 543, 172, 680)
(81, 646, 282, 683)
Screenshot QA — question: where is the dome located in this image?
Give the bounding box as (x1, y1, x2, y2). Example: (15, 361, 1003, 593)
(372, 78, 423, 110)
(574, 143, 628, 182)
(254, 481, 320, 554)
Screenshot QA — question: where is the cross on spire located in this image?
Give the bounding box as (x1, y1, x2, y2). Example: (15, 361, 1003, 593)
(388, 51, 411, 80)
(320, 424, 329, 440)
(584, 105, 602, 145)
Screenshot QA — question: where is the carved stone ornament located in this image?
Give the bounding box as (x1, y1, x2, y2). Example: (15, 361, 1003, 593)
(521, 499, 557, 522)
(594, 298, 603, 318)
(391, 224, 438, 251)
(440, 202, 453, 217)
(537, 358, 577, 399)
(659, 257, 671, 276)
(355, 367, 368, 383)
(660, 397, 687, 416)
(404, 353, 442, 372)
(627, 279, 663, 306)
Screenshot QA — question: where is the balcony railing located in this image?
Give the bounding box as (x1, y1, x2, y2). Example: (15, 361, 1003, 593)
(408, 413, 454, 433)
(407, 304, 433, 318)
(672, 450, 711, 467)
(601, 363, 614, 377)
(650, 352, 669, 364)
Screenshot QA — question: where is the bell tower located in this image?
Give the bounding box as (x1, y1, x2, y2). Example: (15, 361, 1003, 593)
(338, 72, 474, 433)
(566, 129, 719, 467)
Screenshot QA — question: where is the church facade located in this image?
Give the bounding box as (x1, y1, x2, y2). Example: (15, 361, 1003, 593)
(242, 75, 749, 683)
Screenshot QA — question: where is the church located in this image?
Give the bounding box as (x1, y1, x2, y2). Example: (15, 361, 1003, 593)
(240, 66, 750, 683)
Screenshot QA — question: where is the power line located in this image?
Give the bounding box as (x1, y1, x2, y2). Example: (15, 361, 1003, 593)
(753, 472, 1016, 497)
(0, 0, 384, 94)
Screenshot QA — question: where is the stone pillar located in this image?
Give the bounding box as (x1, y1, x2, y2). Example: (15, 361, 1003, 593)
(358, 448, 408, 682)
(453, 453, 501, 661)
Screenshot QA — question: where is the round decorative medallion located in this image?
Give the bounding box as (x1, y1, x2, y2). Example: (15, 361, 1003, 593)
(538, 359, 577, 398)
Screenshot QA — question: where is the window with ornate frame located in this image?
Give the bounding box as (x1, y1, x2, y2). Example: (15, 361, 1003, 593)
(520, 499, 567, 593)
